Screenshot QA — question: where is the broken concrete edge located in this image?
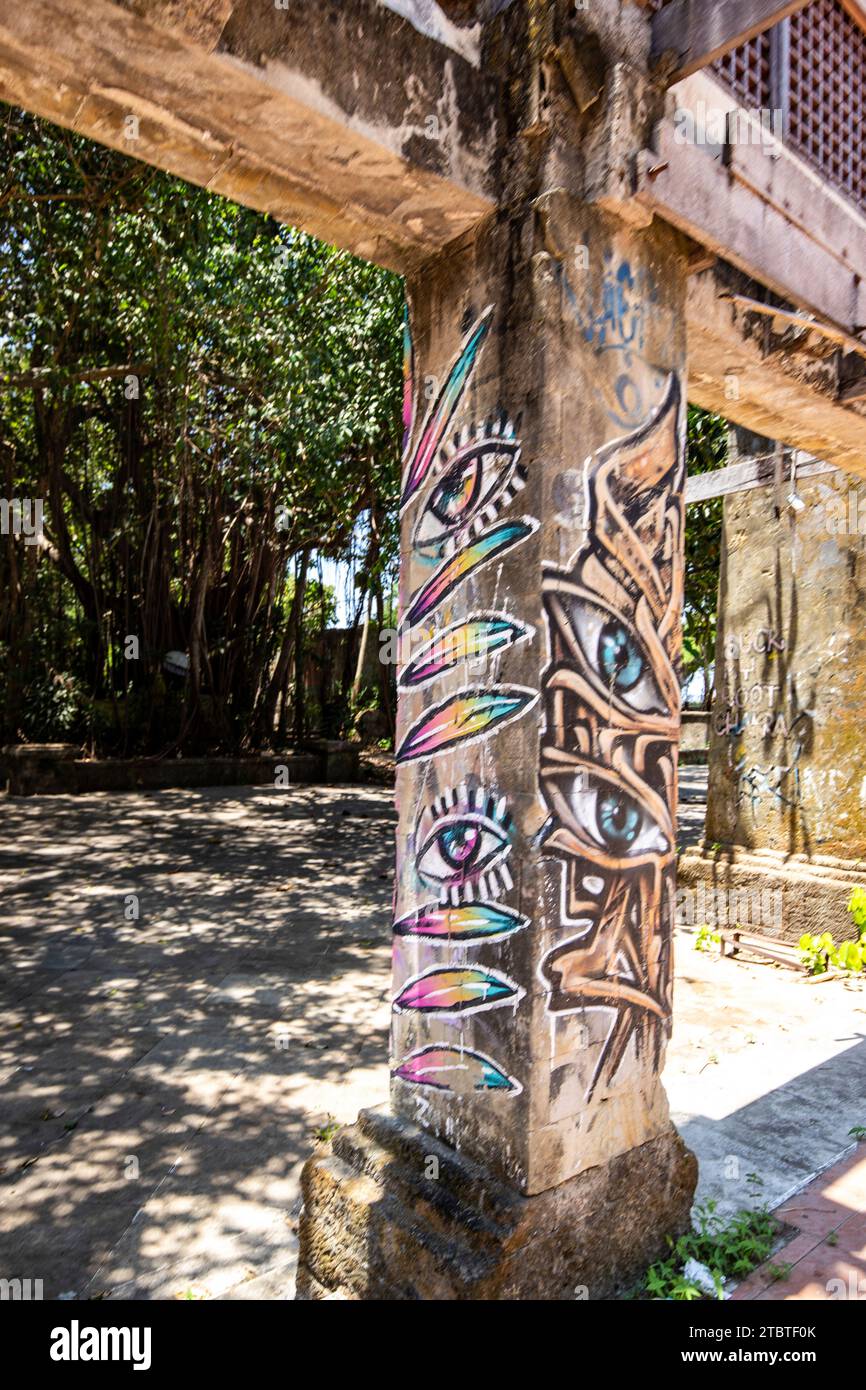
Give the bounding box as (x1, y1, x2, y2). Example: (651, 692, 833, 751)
(0, 742, 360, 795)
(296, 1105, 697, 1300)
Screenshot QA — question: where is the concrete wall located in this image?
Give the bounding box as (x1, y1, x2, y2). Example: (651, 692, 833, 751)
(707, 468, 866, 858)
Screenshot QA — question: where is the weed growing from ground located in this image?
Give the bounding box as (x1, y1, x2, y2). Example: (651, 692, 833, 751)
(636, 1200, 779, 1301)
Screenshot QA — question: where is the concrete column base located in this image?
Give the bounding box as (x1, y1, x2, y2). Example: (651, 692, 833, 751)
(296, 1107, 697, 1300)
(678, 845, 866, 943)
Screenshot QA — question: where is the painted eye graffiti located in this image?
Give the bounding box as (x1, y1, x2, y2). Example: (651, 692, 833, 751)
(412, 421, 525, 559)
(599, 619, 643, 692)
(568, 776, 669, 859)
(394, 1044, 522, 1097)
(416, 786, 513, 904)
(569, 596, 668, 715)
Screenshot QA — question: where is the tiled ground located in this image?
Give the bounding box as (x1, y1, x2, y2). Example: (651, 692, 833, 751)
(732, 1146, 866, 1300)
(0, 785, 395, 1299)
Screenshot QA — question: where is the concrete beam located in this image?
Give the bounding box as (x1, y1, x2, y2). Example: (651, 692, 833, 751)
(637, 72, 866, 333)
(376, 1, 482, 64)
(685, 265, 866, 479)
(0, 0, 499, 273)
(651, 0, 812, 83)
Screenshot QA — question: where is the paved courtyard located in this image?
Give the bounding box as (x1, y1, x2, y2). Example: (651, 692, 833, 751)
(1, 778, 864, 1299)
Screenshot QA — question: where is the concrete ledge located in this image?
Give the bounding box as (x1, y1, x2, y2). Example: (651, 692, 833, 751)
(678, 844, 866, 942)
(1, 742, 359, 796)
(297, 1105, 697, 1300)
(0, 0, 498, 273)
(679, 710, 709, 764)
(640, 71, 866, 332)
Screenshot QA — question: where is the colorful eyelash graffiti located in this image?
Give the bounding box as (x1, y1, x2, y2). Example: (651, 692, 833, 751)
(538, 373, 684, 1102)
(415, 785, 514, 904)
(392, 301, 538, 1101)
(398, 613, 533, 691)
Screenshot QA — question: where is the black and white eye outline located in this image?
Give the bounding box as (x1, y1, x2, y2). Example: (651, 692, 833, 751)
(411, 418, 525, 560)
(564, 592, 669, 717)
(416, 785, 514, 905)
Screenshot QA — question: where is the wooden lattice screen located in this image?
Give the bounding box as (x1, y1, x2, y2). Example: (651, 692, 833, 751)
(715, 34, 773, 111)
(649, 0, 866, 212)
(788, 1, 866, 209)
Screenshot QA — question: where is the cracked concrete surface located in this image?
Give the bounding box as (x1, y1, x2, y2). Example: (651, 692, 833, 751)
(0, 778, 864, 1299)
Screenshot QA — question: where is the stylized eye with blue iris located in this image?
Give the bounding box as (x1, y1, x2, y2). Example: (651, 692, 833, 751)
(412, 426, 523, 558)
(598, 619, 643, 693)
(568, 598, 667, 716)
(597, 787, 642, 851)
(568, 778, 669, 859)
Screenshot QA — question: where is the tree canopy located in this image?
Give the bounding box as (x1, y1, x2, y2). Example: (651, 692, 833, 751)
(0, 106, 403, 752)
(0, 103, 726, 754)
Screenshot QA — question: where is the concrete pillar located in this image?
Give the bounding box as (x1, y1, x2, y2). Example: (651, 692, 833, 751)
(680, 466, 866, 943)
(297, 215, 696, 1299)
(298, 0, 696, 1300)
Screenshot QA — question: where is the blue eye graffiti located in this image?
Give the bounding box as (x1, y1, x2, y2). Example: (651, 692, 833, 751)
(563, 593, 669, 718)
(596, 787, 642, 851)
(598, 619, 644, 693)
(538, 374, 683, 1105)
(555, 774, 670, 861)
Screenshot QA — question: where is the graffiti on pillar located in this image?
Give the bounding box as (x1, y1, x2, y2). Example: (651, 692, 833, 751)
(393, 1044, 523, 1096)
(400, 306, 493, 510)
(412, 418, 525, 559)
(415, 784, 514, 903)
(538, 374, 683, 1101)
(564, 251, 668, 430)
(393, 298, 537, 1100)
(393, 964, 524, 1017)
(714, 627, 817, 818)
(398, 613, 534, 689)
(405, 516, 538, 626)
(402, 303, 415, 458)
(396, 683, 538, 763)
(393, 899, 529, 944)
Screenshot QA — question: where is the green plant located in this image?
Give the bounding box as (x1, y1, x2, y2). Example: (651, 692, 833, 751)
(638, 1201, 779, 1301)
(767, 1262, 792, 1282)
(694, 923, 721, 953)
(798, 931, 836, 975)
(847, 887, 866, 934)
(799, 891, 866, 975)
(314, 1118, 339, 1144)
(848, 1125, 866, 1141)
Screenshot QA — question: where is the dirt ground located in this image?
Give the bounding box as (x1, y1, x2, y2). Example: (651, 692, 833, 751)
(0, 779, 863, 1299)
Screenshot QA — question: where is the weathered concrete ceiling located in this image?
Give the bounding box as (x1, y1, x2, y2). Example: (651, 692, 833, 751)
(2, 0, 866, 472)
(376, 1, 481, 64)
(687, 264, 866, 478)
(0, 0, 499, 272)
